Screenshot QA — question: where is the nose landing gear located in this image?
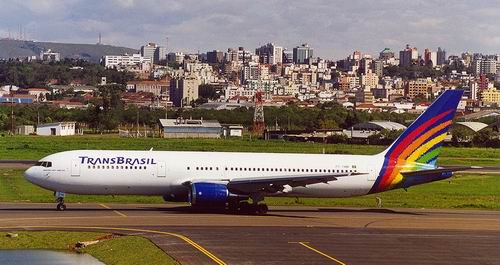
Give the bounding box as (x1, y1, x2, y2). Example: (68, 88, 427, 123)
(55, 191, 66, 211)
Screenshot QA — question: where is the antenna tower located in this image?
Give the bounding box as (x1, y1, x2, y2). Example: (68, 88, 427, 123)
(252, 90, 265, 136)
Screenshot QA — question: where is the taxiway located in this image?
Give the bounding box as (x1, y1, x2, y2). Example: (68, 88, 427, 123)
(0, 203, 499, 265)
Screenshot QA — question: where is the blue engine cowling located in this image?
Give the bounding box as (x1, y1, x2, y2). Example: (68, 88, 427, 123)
(190, 183, 229, 207)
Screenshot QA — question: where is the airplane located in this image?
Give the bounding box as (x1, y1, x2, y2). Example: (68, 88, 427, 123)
(24, 89, 473, 214)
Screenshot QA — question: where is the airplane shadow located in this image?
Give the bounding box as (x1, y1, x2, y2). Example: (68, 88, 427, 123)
(0, 205, 312, 218)
(270, 208, 423, 216)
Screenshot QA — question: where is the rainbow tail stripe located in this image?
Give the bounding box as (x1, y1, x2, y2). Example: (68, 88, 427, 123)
(369, 90, 464, 193)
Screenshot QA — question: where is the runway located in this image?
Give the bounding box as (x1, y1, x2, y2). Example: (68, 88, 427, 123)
(0, 203, 499, 264)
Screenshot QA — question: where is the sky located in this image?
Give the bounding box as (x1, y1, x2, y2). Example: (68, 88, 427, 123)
(1, 0, 500, 59)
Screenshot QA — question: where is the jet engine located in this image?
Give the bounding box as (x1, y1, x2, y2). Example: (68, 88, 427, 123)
(190, 182, 229, 207)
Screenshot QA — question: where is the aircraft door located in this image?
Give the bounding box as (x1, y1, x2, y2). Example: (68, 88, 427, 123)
(71, 160, 80, 176)
(157, 161, 166, 177)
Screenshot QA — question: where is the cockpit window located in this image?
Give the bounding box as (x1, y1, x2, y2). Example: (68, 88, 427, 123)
(36, 161, 52, 168)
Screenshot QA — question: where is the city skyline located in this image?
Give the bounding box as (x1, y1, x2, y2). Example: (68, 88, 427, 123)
(1, 0, 500, 59)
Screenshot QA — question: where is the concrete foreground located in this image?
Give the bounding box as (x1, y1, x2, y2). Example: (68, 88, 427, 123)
(0, 203, 499, 265)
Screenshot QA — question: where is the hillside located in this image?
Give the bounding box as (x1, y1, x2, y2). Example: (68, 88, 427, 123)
(0, 39, 137, 63)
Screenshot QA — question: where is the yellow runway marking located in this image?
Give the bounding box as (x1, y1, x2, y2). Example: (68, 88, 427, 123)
(99, 203, 127, 217)
(0, 225, 226, 265)
(293, 241, 346, 265)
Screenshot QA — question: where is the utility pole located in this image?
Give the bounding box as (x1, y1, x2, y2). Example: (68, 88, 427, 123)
(9, 86, 15, 135)
(136, 108, 140, 138)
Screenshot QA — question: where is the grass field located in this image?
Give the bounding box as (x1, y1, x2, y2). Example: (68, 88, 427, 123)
(1, 168, 499, 210)
(0, 231, 178, 265)
(1, 135, 499, 166)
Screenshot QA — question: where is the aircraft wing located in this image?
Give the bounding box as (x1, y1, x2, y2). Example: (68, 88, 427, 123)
(400, 166, 480, 178)
(226, 172, 365, 194)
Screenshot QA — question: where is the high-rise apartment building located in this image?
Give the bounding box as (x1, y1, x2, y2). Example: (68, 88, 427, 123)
(206, 50, 224, 64)
(255, 43, 283, 65)
(293, 43, 313, 64)
(424, 49, 437, 66)
(282, 49, 293, 64)
(437, 47, 446, 66)
(170, 75, 200, 107)
(141, 43, 156, 61)
(373, 60, 384, 77)
(399, 44, 418, 67)
(472, 58, 498, 76)
(405, 78, 433, 99)
(141, 43, 167, 64)
(361, 72, 379, 88)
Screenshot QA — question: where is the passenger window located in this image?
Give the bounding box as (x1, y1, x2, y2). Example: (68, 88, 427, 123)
(210, 167, 213, 170)
(187, 167, 190, 170)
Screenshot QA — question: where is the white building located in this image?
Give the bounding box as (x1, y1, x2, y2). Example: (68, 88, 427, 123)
(168, 52, 185, 64)
(102, 54, 152, 69)
(39, 49, 61, 62)
(141, 43, 156, 61)
(141, 43, 167, 64)
(37, 122, 77, 136)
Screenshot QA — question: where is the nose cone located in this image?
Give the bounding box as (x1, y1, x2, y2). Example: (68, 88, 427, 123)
(24, 166, 39, 184)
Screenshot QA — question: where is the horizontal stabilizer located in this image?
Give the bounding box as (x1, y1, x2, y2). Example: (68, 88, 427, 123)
(400, 166, 480, 177)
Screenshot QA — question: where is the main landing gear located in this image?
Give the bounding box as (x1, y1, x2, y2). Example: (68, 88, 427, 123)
(55, 191, 66, 211)
(228, 194, 268, 215)
(237, 201, 268, 215)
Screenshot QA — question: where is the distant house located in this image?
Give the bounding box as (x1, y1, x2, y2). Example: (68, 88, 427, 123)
(49, 100, 87, 109)
(0, 94, 35, 104)
(37, 122, 77, 136)
(16, 125, 35, 135)
(25, 88, 50, 102)
(222, 124, 244, 137)
(127, 80, 169, 96)
(159, 118, 222, 138)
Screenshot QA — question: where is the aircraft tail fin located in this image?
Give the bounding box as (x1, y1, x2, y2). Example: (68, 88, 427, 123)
(370, 89, 463, 193)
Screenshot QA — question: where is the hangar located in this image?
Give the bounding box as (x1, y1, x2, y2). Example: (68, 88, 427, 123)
(453, 122, 488, 133)
(159, 118, 222, 138)
(345, 121, 407, 139)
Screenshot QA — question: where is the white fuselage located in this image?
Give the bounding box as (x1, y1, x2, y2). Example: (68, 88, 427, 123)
(24, 150, 384, 198)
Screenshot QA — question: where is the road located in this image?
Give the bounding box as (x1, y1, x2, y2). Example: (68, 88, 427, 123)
(0, 203, 499, 265)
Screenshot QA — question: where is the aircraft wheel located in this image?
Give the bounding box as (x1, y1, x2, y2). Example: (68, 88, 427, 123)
(256, 204, 268, 215)
(228, 201, 239, 213)
(239, 201, 252, 213)
(56, 203, 66, 211)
